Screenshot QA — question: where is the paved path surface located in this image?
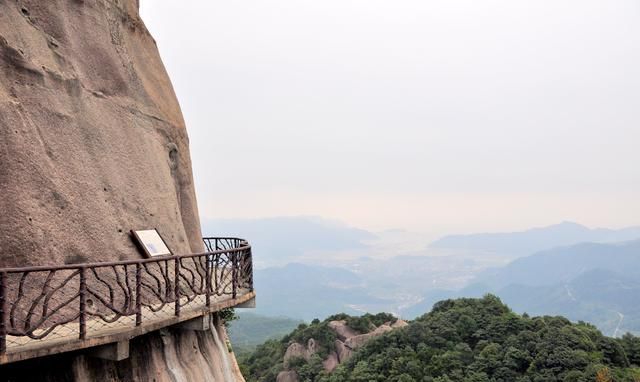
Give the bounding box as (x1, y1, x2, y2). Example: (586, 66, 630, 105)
(1, 289, 254, 365)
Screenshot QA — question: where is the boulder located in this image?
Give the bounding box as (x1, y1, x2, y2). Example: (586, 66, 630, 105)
(392, 319, 409, 328)
(344, 324, 393, 349)
(283, 338, 318, 367)
(323, 352, 340, 372)
(334, 339, 354, 363)
(328, 320, 359, 341)
(307, 338, 318, 355)
(277, 371, 300, 382)
(284, 343, 308, 367)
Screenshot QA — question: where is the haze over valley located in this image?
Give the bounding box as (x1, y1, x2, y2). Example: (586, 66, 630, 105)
(137, 2, 640, 380)
(206, 218, 640, 338)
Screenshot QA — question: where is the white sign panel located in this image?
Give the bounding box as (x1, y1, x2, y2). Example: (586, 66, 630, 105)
(132, 229, 172, 257)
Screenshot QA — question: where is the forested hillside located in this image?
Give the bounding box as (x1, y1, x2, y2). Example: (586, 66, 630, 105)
(241, 296, 640, 382)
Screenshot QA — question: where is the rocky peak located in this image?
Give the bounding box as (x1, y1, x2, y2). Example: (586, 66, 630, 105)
(277, 318, 409, 382)
(283, 338, 319, 367)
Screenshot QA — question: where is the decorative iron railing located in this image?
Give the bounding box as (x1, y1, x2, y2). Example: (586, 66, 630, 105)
(0, 237, 253, 356)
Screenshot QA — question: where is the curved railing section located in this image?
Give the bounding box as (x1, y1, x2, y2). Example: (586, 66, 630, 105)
(0, 237, 253, 359)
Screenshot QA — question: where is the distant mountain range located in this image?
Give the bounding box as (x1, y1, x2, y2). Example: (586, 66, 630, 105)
(496, 268, 640, 337)
(429, 221, 640, 257)
(406, 239, 640, 336)
(208, 218, 640, 337)
(471, 240, 640, 289)
(201, 216, 375, 266)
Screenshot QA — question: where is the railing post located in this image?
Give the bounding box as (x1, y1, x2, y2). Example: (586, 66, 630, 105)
(135, 263, 142, 326)
(205, 255, 211, 308)
(214, 253, 219, 295)
(232, 252, 237, 299)
(174, 258, 180, 317)
(164, 260, 170, 302)
(248, 248, 254, 292)
(0, 272, 7, 355)
(79, 267, 87, 340)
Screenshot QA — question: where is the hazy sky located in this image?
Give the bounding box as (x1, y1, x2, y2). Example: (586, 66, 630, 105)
(140, 0, 640, 235)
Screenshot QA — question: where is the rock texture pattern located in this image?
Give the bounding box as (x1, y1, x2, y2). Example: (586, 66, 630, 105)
(0, 1, 244, 380)
(0, 0, 200, 267)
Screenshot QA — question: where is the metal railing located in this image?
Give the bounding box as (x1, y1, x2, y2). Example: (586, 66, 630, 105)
(0, 237, 253, 355)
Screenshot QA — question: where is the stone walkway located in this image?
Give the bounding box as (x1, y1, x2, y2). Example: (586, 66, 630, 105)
(1, 289, 254, 365)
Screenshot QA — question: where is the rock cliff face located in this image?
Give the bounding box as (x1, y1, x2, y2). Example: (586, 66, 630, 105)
(0, 0, 200, 267)
(0, 1, 243, 380)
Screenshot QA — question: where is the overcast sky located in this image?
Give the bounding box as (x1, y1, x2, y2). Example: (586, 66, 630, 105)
(140, 0, 640, 235)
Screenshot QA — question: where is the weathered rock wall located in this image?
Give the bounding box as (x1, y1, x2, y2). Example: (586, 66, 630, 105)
(0, 0, 201, 267)
(0, 1, 244, 380)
